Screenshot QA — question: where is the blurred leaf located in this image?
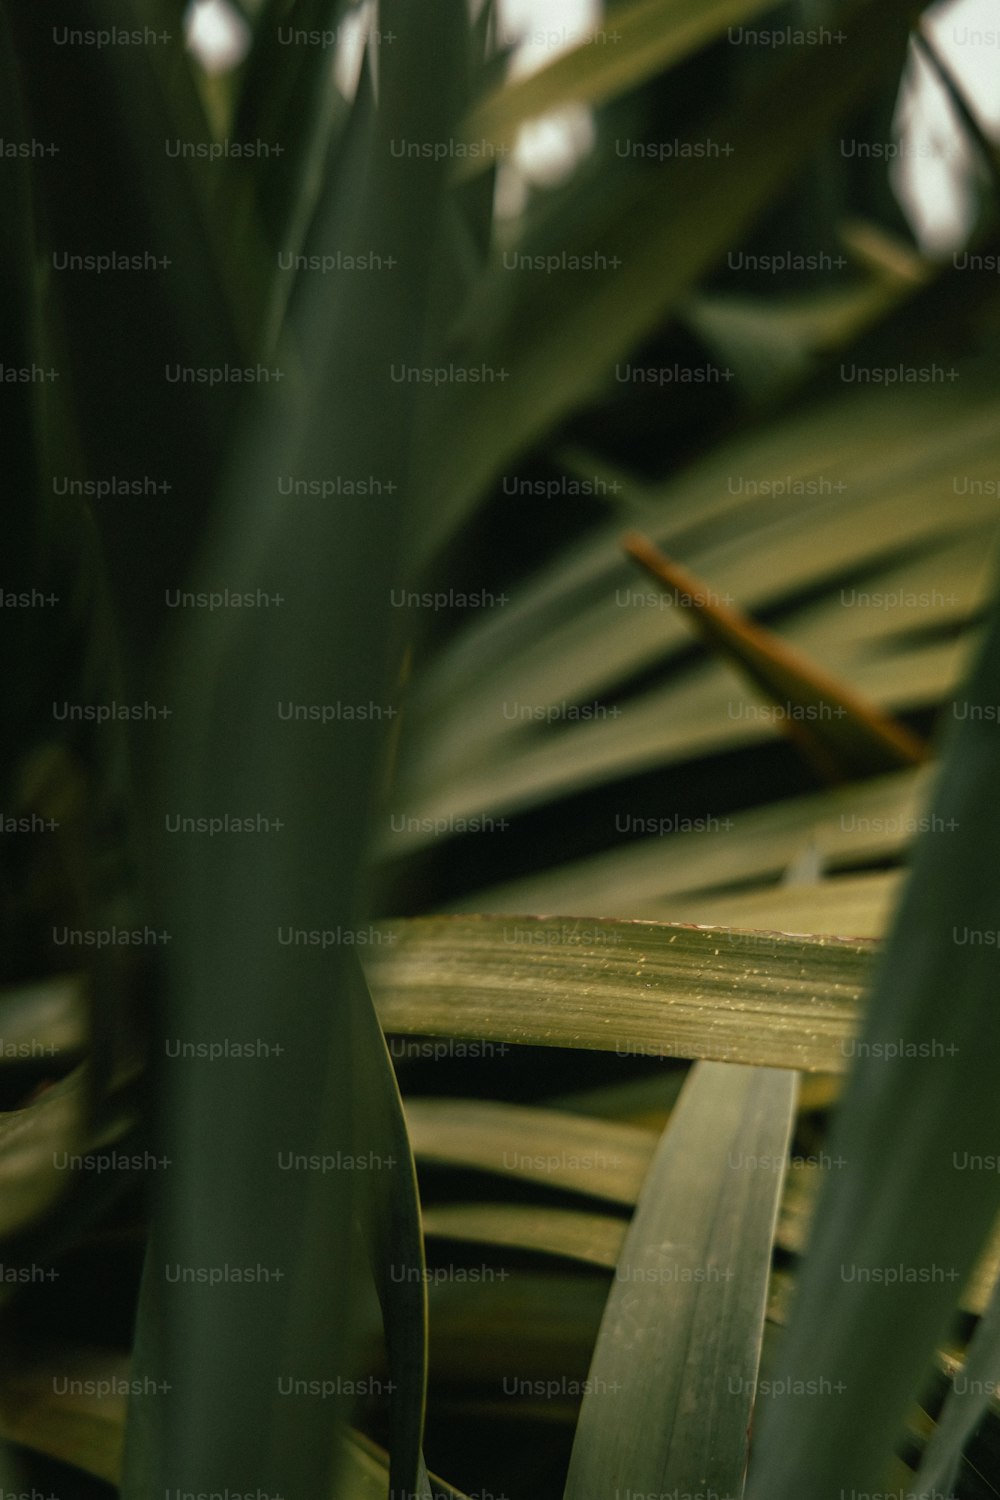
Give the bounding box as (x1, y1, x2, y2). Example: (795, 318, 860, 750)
(460, 0, 779, 177)
(235, 0, 358, 336)
(3, 3, 259, 677)
(236, 0, 354, 149)
(0, 1347, 464, 1499)
(963, 1216, 1000, 1320)
(0, 0, 44, 513)
(0, 1350, 125, 1484)
(424, 1271, 607, 1402)
(406, 1097, 657, 1203)
(682, 268, 931, 406)
(0, 976, 86, 1062)
(121, 0, 470, 1494)
(563, 1061, 796, 1500)
(389, 632, 962, 843)
(547, 1068, 688, 1126)
(745, 589, 1000, 1500)
(263, 52, 371, 344)
(906, 1273, 1000, 1500)
(350, 965, 431, 1500)
(662, 870, 903, 938)
(0, 1067, 85, 1239)
(415, 0, 924, 556)
(395, 372, 997, 835)
(684, 216, 932, 403)
(416, 1114, 823, 1271)
(423, 1202, 627, 1269)
(623, 530, 928, 780)
(441, 767, 929, 916)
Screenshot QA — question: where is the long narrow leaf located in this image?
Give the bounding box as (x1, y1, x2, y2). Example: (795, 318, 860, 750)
(415, 0, 923, 556)
(461, 0, 780, 173)
(121, 0, 468, 1493)
(745, 586, 1000, 1500)
(366, 916, 872, 1070)
(906, 1274, 1000, 1500)
(563, 1061, 797, 1500)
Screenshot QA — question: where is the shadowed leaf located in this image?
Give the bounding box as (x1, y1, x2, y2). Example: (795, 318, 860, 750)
(563, 1061, 796, 1500)
(623, 530, 927, 781)
(745, 586, 1000, 1500)
(459, 0, 780, 178)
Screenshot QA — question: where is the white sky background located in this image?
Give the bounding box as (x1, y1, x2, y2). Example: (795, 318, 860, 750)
(893, 0, 1000, 250)
(186, 0, 998, 250)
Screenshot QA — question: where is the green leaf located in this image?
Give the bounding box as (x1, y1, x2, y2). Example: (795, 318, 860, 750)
(460, 0, 781, 177)
(415, 0, 923, 556)
(406, 1097, 657, 1203)
(0, 1350, 125, 1485)
(415, 1106, 817, 1270)
(905, 1273, 1000, 1500)
(234, 0, 357, 333)
(436, 768, 928, 916)
(423, 1202, 627, 1269)
(121, 0, 470, 1492)
(745, 590, 1000, 1500)
(0, 1346, 465, 1499)
(389, 638, 960, 842)
(424, 1270, 608, 1405)
(365, 915, 873, 1070)
(3, 3, 259, 681)
(350, 965, 431, 1500)
(682, 261, 929, 405)
(661, 871, 903, 938)
(563, 1061, 797, 1500)
(0, 1068, 85, 1240)
(0, 976, 86, 1063)
(394, 370, 996, 838)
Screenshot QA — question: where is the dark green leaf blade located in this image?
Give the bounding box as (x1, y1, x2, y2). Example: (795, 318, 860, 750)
(563, 1061, 797, 1500)
(416, 0, 922, 558)
(745, 587, 1000, 1500)
(460, 0, 781, 176)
